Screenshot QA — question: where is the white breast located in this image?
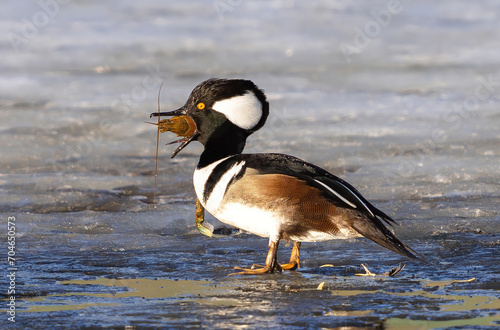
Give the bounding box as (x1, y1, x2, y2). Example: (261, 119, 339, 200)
(213, 202, 281, 242)
(193, 157, 245, 212)
(193, 157, 228, 203)
(210, 202, 360, 243)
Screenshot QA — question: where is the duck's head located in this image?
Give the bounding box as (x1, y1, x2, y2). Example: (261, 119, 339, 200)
(150, 78, 269, 158)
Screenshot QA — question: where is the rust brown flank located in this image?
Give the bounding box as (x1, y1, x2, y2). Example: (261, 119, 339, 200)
(224, 173, 361, 240)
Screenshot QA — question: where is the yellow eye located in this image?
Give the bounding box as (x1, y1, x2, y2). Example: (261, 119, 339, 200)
(197, 102, 205, 110)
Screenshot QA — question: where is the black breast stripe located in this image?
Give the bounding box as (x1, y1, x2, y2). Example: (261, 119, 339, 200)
(203, 158, 245, 204)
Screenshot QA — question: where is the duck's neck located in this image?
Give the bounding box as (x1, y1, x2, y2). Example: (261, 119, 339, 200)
(197, 134, 247, 168)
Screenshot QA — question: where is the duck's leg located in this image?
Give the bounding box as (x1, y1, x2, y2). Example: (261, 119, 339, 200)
(280, 242, 301, 270)
(230, 241, 281, 275)
(195, 198, 213, 237)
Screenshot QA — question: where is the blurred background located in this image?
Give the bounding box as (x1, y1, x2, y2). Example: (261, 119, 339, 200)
(1, 0, 499, 328)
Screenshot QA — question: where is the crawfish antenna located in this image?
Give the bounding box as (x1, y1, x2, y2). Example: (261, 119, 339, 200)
(153, 82, 163, 206)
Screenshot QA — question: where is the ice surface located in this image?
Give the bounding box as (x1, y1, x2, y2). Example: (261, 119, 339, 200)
(1, 0, 499, 328)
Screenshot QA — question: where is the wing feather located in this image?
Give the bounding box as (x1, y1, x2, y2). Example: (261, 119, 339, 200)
(234, 153, 417, 259)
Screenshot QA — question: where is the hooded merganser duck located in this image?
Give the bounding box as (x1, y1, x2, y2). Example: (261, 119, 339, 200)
(151, 78, 417, 275)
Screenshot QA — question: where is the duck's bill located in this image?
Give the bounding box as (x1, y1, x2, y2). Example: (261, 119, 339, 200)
(150, 107, 184, 118)
(150, 108, 198, 158)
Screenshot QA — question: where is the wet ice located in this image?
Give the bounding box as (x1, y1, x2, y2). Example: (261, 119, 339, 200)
(1, 0, 499, 328)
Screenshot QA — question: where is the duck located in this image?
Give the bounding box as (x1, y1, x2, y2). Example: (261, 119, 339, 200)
(150, 78, 417, 275)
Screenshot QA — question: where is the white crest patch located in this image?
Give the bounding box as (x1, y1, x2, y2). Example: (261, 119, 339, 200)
(212, 91, 262, 130)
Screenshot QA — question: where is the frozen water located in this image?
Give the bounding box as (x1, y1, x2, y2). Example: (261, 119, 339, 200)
(1, 0, 499, 328)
